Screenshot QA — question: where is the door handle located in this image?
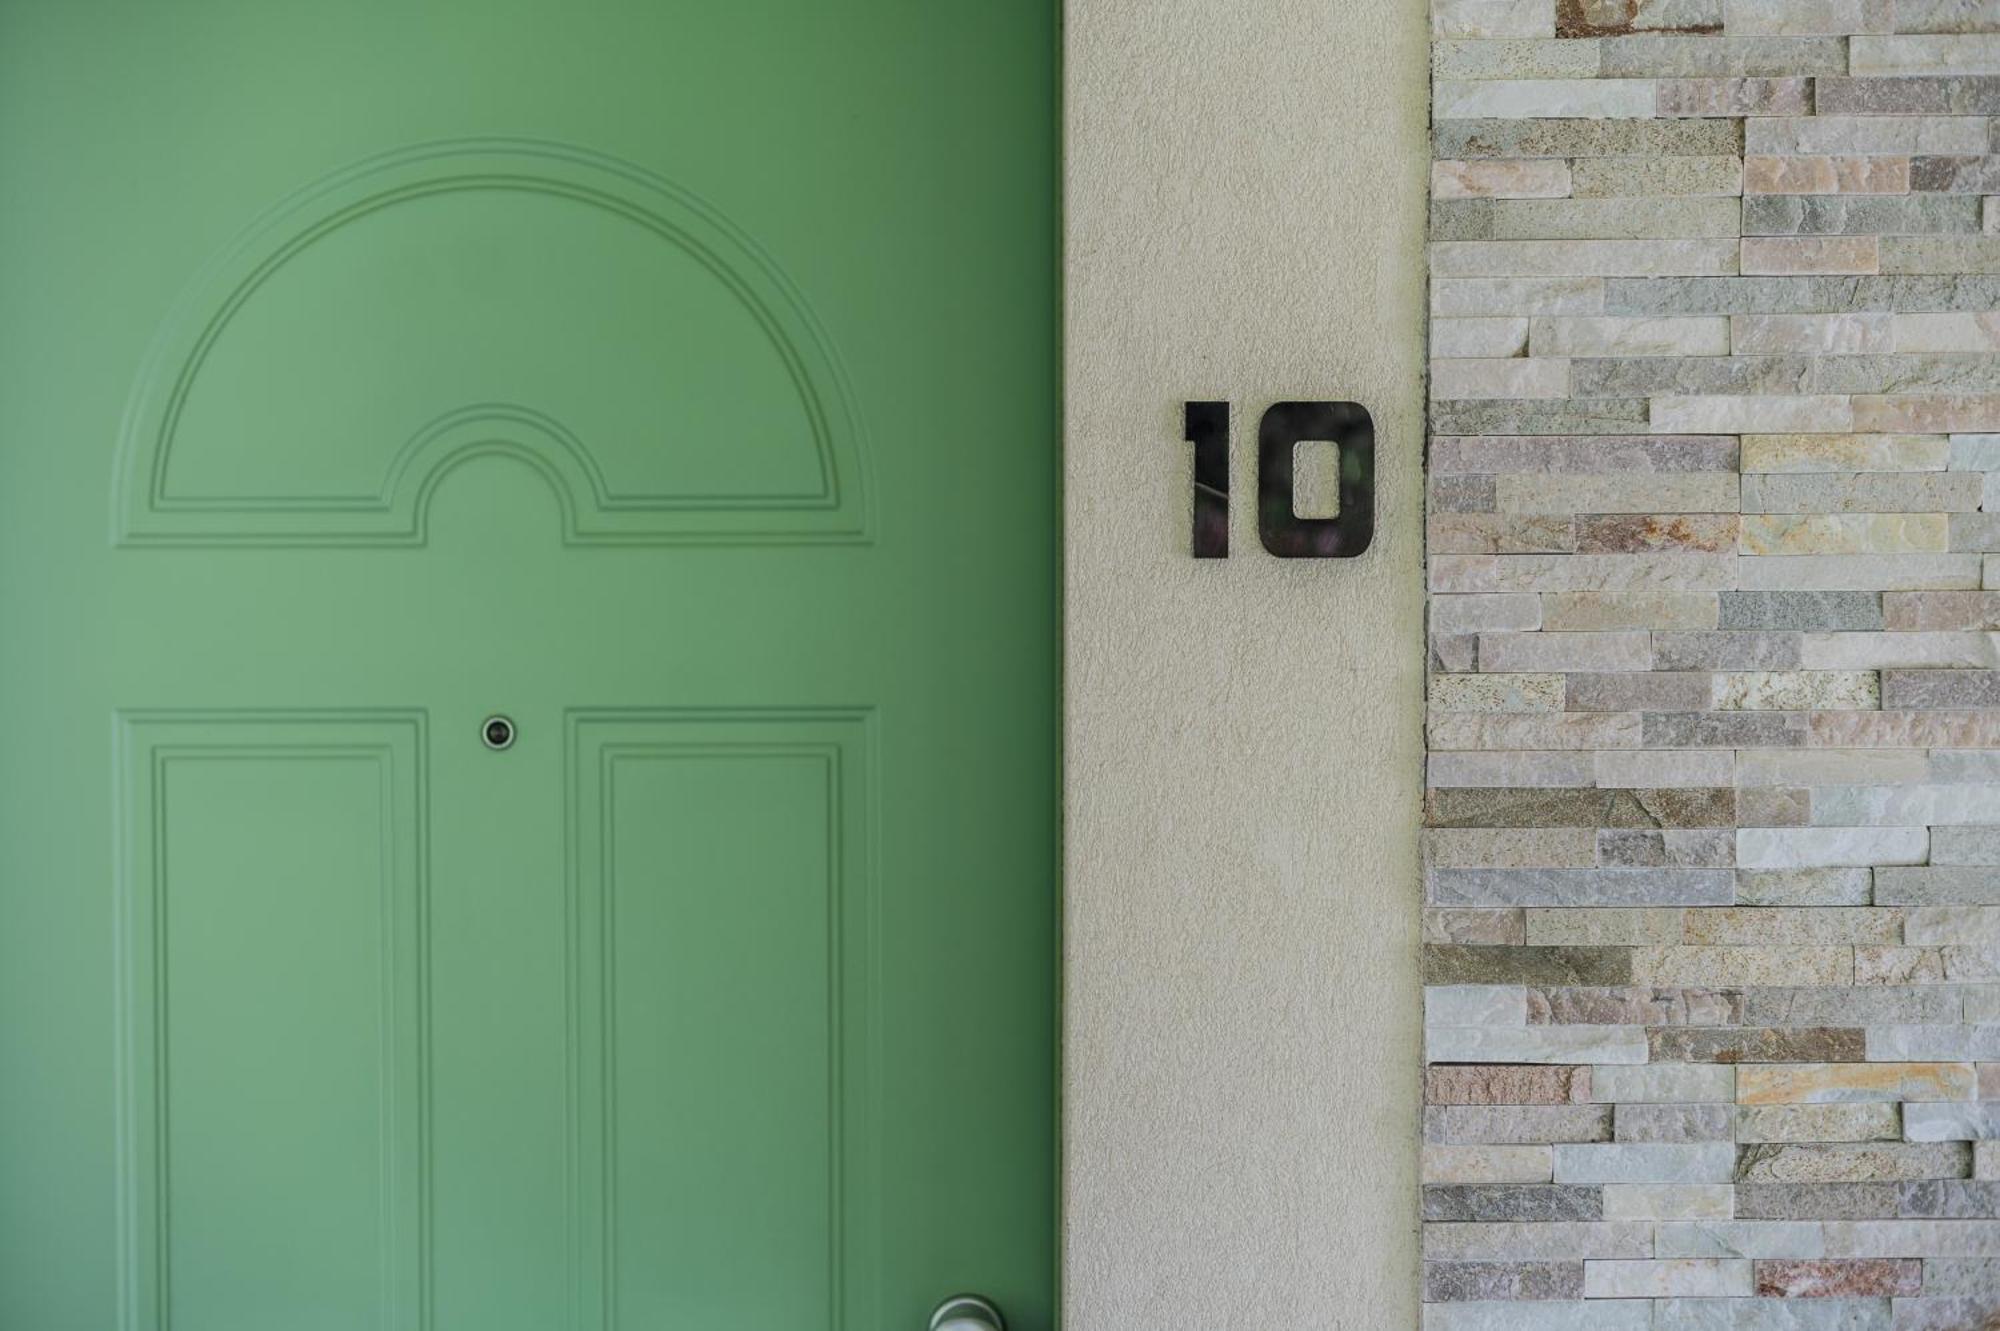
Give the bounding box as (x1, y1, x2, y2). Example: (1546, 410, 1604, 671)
(930, 1294, 1005, 1331)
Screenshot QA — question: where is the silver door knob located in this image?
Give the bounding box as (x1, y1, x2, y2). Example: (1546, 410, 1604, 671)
(930, 1294, 1005, 1331)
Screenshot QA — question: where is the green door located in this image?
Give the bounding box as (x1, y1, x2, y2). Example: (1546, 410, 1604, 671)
(0, 6, 1057, 1329)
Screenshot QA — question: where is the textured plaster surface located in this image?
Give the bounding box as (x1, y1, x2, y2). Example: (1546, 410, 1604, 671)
(1063, 1, 1432, 1325)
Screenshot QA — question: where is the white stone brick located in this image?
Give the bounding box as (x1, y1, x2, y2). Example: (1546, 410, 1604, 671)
(1822, 1220, 2000, 1257)
(1653, 395, 1854, 434)
(1429, 752, 1596, 787)
(1434, 0, 1556, 37)
(1745, 115, 1987, 157)
(1434, 239, 1738, 279)
(1477, 631, 1653, 671)
(1737, 826, 1930, 869)
(1433, 317, 1532, 359)
(1954, 435, 2000, 472)
(1424, 1302, 1651, 1331)
(1424, 1220, 1656, 1260)
(1431, 356, 1571, 399)
(1531, 316, 1730, 356)
(1423, 1144, 1555, 1184)
(1602, 1184, 1734, 1221)
(1593, 750, 1734, 788)
(1852, 34, 2000, 76)
(1590, 1063, 1735, 1103)
(1906, 908, 2000, 945)
(1654, 1221, 1827, 1259)
(1732, 313, 1895, 355)
(1553, 1142, 1737, 1184)
(1897, 313, 2000, 354)
(1583, 1259, 1752, 1298)
(1736, 555, 1982, 591)
(1723, 0, 1891, 35)
(1905, 1101, 2000, 1141)
(1801, 631, 2000, 669)
(1735, 748, 1929, 788)
(1433, 277, 1606, 316)
(1425, 984, 1531, 1027)
(1811, 785, 2000, 827)
(1427, 1025, 1650, 1064)
(1432, 593, 1543, 635)
(1435, 79, 1657, 119)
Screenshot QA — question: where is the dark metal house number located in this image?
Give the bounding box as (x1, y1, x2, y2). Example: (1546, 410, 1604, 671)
(1182, 401, 1375, 559)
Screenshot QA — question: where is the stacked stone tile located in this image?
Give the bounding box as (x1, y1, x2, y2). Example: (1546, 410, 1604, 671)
(1424, 1, 2000, 1325)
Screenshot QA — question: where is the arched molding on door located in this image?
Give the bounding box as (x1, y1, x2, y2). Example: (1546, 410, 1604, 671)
(114, 138, 870, 546)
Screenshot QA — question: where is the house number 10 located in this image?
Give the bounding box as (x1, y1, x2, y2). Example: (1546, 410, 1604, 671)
(1182, 400, 1374, 559)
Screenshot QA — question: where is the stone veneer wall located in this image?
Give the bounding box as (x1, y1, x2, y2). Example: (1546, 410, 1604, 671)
(1422, 3, 2000, 1327)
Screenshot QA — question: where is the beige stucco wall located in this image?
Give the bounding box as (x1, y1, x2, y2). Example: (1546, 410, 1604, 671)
(1063, 0, 1432, 1324)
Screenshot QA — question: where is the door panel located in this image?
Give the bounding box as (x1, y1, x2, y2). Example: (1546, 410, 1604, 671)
(573, 712, 869, 1328)
(0, 4, 1055, 1329)
(117, 715, 426, 1331)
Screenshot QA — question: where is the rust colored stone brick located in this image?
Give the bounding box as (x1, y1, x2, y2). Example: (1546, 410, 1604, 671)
(1575, 513, 1741, 555)
(1427, 1064, 1593, 1106)
(1752, 1258, 1920, 1298)
(1648, 1026, 1866, 1064)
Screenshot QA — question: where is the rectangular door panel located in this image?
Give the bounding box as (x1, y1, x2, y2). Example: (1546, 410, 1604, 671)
(569, 711, 871, 1330)
(116, 714, 426, 1331)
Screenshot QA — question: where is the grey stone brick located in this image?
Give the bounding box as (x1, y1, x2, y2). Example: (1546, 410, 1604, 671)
(1718, 592, 1884, 631)
(1742, 194, 1984, 237)
(1430, 867, 1735, 907)
(1912, 154, 2000, 192)
(1649, 1027, 1866, 1063)
(1430, 399, 1651, 435)
(1875, 867, 2000, 905)
(1426, 1104, 1617, 1145)
(1930, 825, 2000, 863)
(1735, 867, 1874, 907)
(1614, 1103, 1734, 1142)
(1571, 356, 1813, 397)
(1424, 1185, 1604, 1223)
(1425, 945, 1636, 985)
(1430, 434, 1739, 473)
(1599, 34, 1847, 75)
(1735, 1142, 1973, 1184)
(1810, 354, 2000, 395)
(1568, 671, 1713, 711)
(1734, 1182, 1900, 1220)
(1603, 274, 2000, 315)
(1423, 1259, 1586, 1301)
(1898, 1180, 2000, 1218)
(1432, 198, 1495, 241)
(1657, 632, 1804, 670)
(1818, 75, 2000, 114)
(1527, 984, 1741, 1023)
(1428, 786, 1738, 828)
(1883, 669, 2000, 708)
(1434, 117, 1744, 159)
(1596, 828, 1734, 867)
(1741, 472, 1984, 514)
(1738, 985, 1962, 1026)
(1643, 711, 1810, 748)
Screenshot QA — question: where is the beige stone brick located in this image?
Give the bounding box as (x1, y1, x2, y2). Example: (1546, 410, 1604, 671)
(1736, 1062, 1977, 1105)
(1632, 945, 1853, 987)
(1731, 314, 1896, 356)
(1740, 515, 1947, 556)
(1740, 236, 1880, 275)
(1570, 154, 1745, 198)
(1434, 158, 1575, 199)
(1739, 432, 1947, 473)
(1743, 155, 1910, 195)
